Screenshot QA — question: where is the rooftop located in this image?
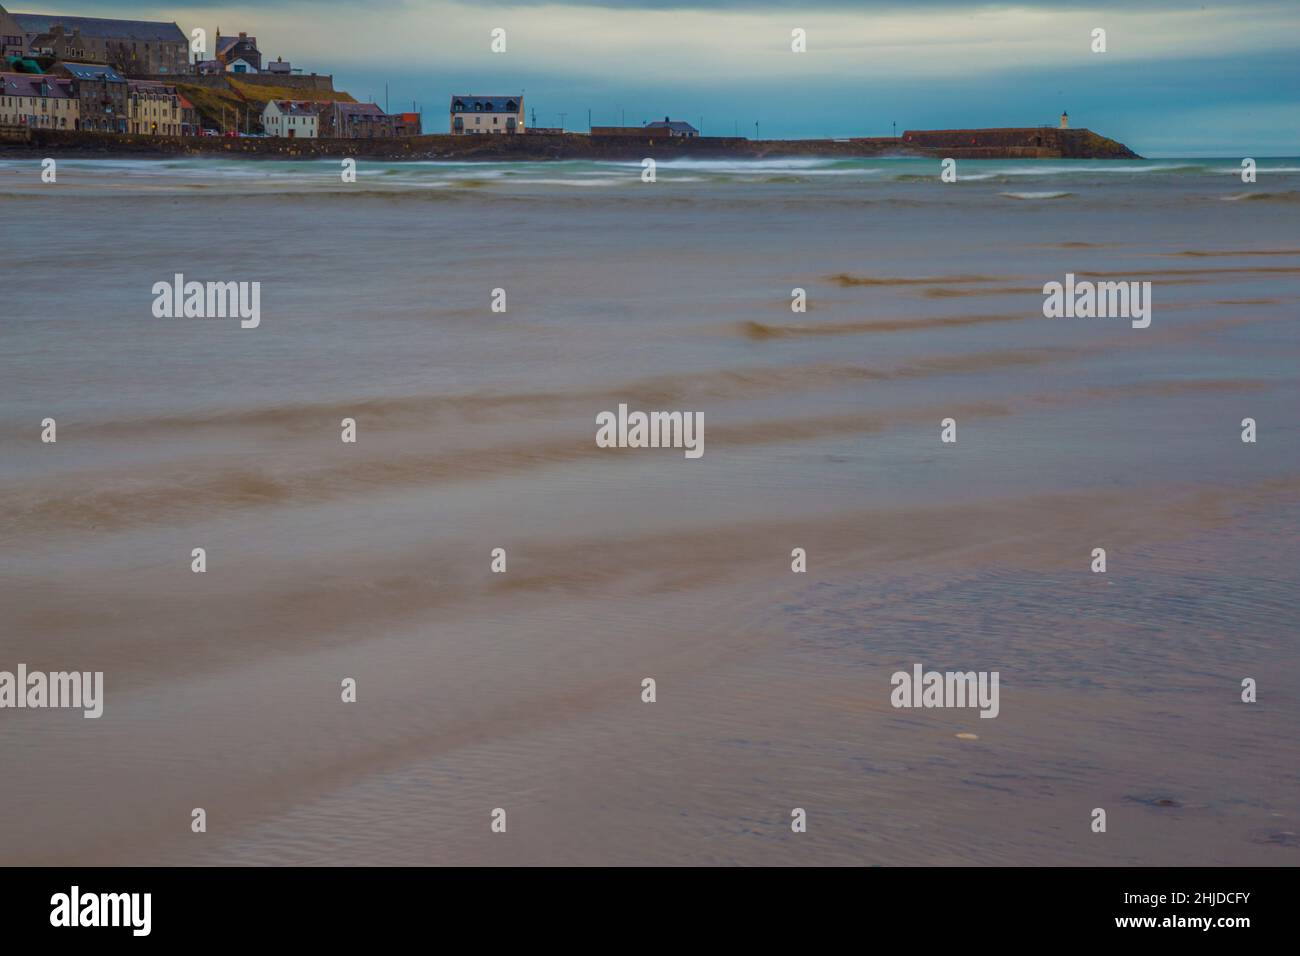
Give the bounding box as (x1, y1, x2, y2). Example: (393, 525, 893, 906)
(450, 95, 521, 113)
(267, 99, 328, 115)
(0, 70, 71, 96)
(333, 102, 386, 117)
(11, 12, 186, 43)
(58, 62, 125, 82)
(645, 118, 699, 134)
(216, 34, 257, 56)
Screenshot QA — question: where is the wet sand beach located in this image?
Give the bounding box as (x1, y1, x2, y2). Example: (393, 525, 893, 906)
(1, 156, 1298, 864)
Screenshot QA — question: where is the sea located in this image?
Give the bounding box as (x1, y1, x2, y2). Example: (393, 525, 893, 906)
(1, 155, 1297, 864)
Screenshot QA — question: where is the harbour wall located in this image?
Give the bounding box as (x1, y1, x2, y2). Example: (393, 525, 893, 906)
(3, 127, 1141, 161)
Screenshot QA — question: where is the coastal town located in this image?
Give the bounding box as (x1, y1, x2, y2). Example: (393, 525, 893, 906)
(0, 5, 1140, 159)
(0, 5, 711, 141)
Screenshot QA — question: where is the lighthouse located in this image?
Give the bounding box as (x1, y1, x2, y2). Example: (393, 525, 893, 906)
(1060, 111, 1070, 129)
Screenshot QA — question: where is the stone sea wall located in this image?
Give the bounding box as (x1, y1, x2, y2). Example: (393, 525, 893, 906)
(3, 127, 1141, 161)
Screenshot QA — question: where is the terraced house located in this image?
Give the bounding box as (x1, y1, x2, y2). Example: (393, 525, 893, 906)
(9, 7, 188, 74)
(127, 79, 183, 135)
(320, 101, 394, 139)
(52, 61, 126, 132)
(449, 94, 524, 134)
(0, 70, 76, 128)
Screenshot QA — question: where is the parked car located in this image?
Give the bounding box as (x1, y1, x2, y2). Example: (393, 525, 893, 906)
(200, 128, 220, 137)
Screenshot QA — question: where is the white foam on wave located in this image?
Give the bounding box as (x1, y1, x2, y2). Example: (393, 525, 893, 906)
(514, 177, 639, 187)
(991, 163, 1206, 177)
(1000, 190, 1074, 199)
(1218, 166, 1300, 174)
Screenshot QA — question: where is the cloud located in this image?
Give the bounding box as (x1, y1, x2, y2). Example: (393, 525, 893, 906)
(290, 1, 1297, 82)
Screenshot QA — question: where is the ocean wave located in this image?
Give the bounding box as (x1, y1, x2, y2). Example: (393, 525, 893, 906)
(1222, 190, 1300, 202)
(1217, 167, 1300, 174)
(920, 286, 1042, 298)
(616, 157, 855, 173)
(1000, 190, 1073, 200)
(1170, 249, 1300, 257)
(742, 313, 1024, 338)
(830, 273, 1010, 286)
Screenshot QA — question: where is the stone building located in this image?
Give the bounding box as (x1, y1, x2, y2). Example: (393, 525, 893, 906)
(0, 6, 24, 58)
(0, 70, 76, 128)
(128, 78, 185, 135)
(449, 94, 523, 134)
(12, 10, 188, 75)
(320, 101, 394, 139)
(178, 93, 197, 135)
(592, 118, 700, 139)
(215, 31, 260, 72)
(52, 61, 126, 132)
(393, 111, 421, 136)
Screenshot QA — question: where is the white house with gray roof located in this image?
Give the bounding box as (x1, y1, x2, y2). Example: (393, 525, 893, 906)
(449, 94, 524, 134)
(262, 99, 326, 139)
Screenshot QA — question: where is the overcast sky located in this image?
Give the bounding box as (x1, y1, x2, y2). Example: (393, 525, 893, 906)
(24, 1, 1300, 153)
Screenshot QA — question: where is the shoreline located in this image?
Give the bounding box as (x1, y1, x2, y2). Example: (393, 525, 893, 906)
(0, 126, 1142, 161)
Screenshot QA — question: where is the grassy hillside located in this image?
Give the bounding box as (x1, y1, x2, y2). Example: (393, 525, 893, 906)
(175, 78, 356, 133)
(173, 83, 249, 133)
(226, 77, 356, 110)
